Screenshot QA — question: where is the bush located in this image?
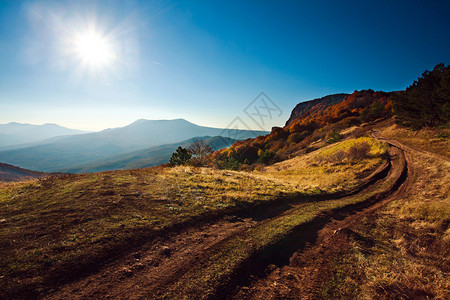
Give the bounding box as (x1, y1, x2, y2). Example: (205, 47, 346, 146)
(348, 142, 371, 160)
(327, 150, 346, 164)
(360, 101, 386, 123)
(287, 132, 303, 144)
(340, 116, 361, 127)
(257, 150, 275, 164)
(222, 157, 242, 170)
(326, 130, 342, 144)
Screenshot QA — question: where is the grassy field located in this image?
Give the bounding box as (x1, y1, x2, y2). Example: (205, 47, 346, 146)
(263, 137, 388, 193)
(320, 128, 450, 299)
(381, 123, 450, 158)
(0, 137, 387, 297)
(160, 154, 401, 299)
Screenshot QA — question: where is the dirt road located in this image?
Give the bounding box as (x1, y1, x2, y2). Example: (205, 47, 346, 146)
(45, 135, 410, 299)
(231, 132, 443, 299)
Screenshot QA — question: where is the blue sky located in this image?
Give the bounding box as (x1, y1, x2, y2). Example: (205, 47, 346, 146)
(1, 0, 449, 131)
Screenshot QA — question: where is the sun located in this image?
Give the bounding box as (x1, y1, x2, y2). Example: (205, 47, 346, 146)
(73, 31, 115, 67)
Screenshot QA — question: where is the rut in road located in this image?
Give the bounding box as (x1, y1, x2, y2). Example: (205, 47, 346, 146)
(45, 142, 405, 300)
(231, 140, 410, 299)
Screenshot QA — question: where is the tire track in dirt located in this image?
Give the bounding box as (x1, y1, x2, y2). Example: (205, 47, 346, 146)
(44, 216, 258, 299)
(45, 139, 400, 300)
(230, 136, 412, 299)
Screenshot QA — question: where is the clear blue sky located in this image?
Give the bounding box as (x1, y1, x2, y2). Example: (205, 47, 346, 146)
(1, 0, 449, 131)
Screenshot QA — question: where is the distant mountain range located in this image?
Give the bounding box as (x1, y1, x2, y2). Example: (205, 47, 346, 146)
(63, 136, 236, 173)
(0, 122, 88, 148)
(0, 162, 46, 182)
(0, 119, 267, 172)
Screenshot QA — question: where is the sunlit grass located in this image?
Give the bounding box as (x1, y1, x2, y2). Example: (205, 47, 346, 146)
(0, 137, 388, 297)
(320, 133, 450, 299)
(317, 136, 388, 158)
(161, 153, 400, 299)
(261, 137, 387, 193)
(382, 123, 450, 158)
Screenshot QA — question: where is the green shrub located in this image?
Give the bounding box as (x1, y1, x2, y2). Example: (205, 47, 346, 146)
(257, 150, 275, 164)
(326, 130, 342, 144)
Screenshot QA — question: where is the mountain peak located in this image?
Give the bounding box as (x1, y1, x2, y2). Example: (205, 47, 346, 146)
(130, 118, 191, 125)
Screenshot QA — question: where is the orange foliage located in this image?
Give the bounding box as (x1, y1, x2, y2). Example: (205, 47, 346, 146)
(212, 90, 393, 168)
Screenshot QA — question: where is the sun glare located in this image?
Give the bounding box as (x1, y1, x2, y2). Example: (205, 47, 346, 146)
(74, 31, 114, 67)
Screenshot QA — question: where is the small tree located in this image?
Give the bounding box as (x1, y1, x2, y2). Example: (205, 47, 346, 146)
(169, 146, 192, 166)
(189, 139, 213, 167)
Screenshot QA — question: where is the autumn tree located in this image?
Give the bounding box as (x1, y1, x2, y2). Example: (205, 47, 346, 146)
(188, 139, 213, 167)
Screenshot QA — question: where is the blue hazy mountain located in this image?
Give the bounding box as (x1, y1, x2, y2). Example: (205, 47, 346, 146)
(0, 119, 267, 172)
(62, 136, 236, 173)
(0, 122, 89, 148)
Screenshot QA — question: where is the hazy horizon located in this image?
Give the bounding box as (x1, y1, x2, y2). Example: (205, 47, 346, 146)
(0, 117, 270, 132)
(1, 0, 450, 131)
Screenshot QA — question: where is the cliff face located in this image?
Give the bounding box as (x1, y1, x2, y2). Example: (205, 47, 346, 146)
(285, 93, 349, 126)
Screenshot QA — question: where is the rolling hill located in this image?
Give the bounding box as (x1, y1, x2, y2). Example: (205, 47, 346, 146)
(0, 119, 267, 172)
(63, 136, 236, 173)
(0, 162, 46, 182)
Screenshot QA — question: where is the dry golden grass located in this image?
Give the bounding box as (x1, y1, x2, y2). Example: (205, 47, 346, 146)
(160, 144, 399, 299)
(261, 137, 387, 193)
(382, 123, 450, 158)
(322, 132, 450, 299)
(360, 151, 450, 299)
(0, 138, 387, 297)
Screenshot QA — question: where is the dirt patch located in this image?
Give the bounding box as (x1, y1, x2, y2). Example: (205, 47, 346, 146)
(45, 216, 256, 299)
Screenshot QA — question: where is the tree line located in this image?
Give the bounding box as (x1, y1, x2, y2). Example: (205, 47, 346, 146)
(392, 63, 450, 129)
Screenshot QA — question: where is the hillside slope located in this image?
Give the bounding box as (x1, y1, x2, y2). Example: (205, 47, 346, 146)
(0, 163, 46, 182)
(212, 90, 393, 168)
